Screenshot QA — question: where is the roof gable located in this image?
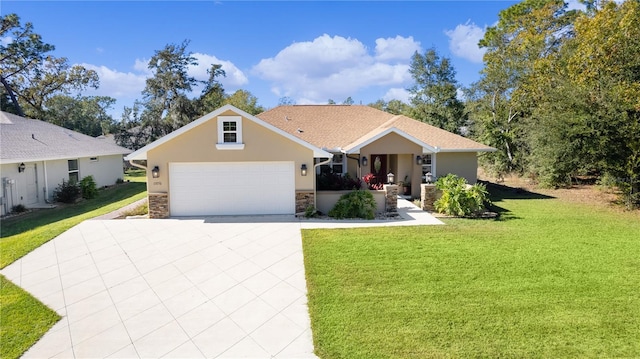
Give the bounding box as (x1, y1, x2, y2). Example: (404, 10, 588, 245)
(125, 105, 332, 161)
(0, 111, 131, 164)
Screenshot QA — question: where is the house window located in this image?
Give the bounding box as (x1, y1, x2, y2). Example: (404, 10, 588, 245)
(331, 154, 344, 174)
(216, 116, 244, 150)
(421, 154, 432, 183)
(68, 159, 79, 183)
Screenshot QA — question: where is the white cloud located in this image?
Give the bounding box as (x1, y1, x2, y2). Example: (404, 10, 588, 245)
(1, 36, 13, 45)
(382, 88, 410, 104)
(190, 53, 248, 88)
(79, 63, 147, 99)
(253, 34, 417, 104)
(445, 20, 486, 63)
(375, 36, 421, 61)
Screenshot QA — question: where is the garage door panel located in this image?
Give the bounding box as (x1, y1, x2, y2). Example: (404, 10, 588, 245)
(169, 162, 295, 216)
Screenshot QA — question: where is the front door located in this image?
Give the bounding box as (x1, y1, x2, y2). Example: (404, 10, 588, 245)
(370, 154, 387, 186)
(25, 163, 38, 205)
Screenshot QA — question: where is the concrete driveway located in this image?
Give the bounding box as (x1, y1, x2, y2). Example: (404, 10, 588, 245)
(2, 199, 441, 358)
(2, 217, 316, 358)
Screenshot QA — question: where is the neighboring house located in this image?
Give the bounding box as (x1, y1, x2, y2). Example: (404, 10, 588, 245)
(0, 111, 132, 216)
(126, 104, 495, 218)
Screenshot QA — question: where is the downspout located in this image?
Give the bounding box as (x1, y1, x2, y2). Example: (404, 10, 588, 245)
(313, 156, 333, 209)
(128, 159, 148, 171)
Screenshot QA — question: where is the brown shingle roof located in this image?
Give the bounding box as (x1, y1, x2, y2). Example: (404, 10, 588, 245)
(257, 105, 495, 152)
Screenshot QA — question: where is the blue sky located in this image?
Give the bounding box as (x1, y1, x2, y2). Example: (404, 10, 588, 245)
(3, 1, 573, 118)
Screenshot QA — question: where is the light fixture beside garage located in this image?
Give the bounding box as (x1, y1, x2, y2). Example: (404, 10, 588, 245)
(361, 156, 368, 167)
(301, 164, 308, 176)
(416, 155, 423, 165)
(18, 163, 26, 173)
(152, 166, 160, 178)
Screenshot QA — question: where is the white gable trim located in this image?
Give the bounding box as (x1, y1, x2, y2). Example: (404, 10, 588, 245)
(345, 127, 439, 154)
(125, 104, 333, 160)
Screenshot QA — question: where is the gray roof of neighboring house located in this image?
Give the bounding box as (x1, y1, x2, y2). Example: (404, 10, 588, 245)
(0, 111, 131, 164)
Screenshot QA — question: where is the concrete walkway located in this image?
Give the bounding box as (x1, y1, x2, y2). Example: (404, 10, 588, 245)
(1, 198, 441, 358)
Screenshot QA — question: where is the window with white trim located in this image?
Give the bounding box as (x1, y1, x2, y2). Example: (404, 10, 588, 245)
(216, 116, 244, 150)
(331, 154, 344, 174)
(68, 159, 79, 183)
(421, 154, 432, 183)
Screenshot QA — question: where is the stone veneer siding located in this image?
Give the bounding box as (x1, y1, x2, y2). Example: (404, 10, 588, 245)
(296, 191, 315, 214)
(421, 184, 439, 211)
(148, 193, 169, 219)
(383, 184, 398, 214)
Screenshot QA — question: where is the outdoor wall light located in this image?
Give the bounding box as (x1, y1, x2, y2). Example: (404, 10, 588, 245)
(18, 163, 26, 173)
(301, 164, 308, 176)
(425, 172, 433, 184)
(152, 166, 160, 178)
(416, 155, 423, 165)
(387, 172, 395, 184)
(361, 156, 368, 167)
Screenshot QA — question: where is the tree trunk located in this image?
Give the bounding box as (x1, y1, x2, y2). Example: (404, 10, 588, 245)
(0, 76, 25, 117)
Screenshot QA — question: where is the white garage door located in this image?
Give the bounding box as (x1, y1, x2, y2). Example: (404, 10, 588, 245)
(169, 162, 295, 216)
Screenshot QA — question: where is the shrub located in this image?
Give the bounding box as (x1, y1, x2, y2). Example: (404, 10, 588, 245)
(115, 178, 124, 184)
(305, 205, 318, 218)
(79, 175, 98, 199)
(11, 204, 27, 213)
(317, 172, 362, 190)
(328, 190, 377, 219)
(53, 179, 81, 203)
(434, 174, 490, 217)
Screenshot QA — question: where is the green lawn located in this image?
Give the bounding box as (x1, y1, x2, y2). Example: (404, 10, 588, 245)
(303, 185, 640, 358)
(0, 276, 60, 359)
(0, 173, 146, 359)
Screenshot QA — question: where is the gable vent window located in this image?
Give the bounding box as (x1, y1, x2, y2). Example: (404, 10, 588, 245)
(217, 116, 245, 150)
(90, 157, 99, 162)
(68, 159, 79, 183)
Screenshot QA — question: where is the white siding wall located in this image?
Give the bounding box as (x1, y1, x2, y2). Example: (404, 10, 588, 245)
(79, 155, 124, 188)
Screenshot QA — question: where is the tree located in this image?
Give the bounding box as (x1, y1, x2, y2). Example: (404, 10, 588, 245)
(137, 40, 200, 143)
(196, 64, 226, 115)
(470, 0, 578, 177)
(278, 96, 296, 106)
(408, 48, 467, 134)
(1, 14, 99, 119)
(44, 95, 116, 136)
(224, 89, 264, 115)
(566, 0, 640, 208)
(368, 99, 410, 115)
(342, 96, 354, 105)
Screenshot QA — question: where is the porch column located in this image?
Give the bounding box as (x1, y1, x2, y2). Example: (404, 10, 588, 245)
(432, 153, 437, 179)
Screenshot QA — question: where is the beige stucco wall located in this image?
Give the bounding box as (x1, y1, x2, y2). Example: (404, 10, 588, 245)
(146, 110, 315, 194)
(436, 152, 478, 184)
(316, 190, 386, 215)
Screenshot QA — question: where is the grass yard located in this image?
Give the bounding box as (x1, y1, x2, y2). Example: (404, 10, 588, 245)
(303, 184, 640, 358)
(0, 276, 60, 359)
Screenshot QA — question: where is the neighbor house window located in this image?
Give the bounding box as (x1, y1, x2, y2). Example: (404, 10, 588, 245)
(216, 116, 244, 150)
(68, 159, 79, 183)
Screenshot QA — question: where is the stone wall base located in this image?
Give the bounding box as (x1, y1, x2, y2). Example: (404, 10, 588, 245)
(383, 184, 398, 214)
(148, 193, 169, 219)
(421, 184, 440, 212)
(295, 191, 315, 214)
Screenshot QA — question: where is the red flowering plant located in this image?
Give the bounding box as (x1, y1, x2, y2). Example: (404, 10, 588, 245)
(363, 173, 384, 190)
